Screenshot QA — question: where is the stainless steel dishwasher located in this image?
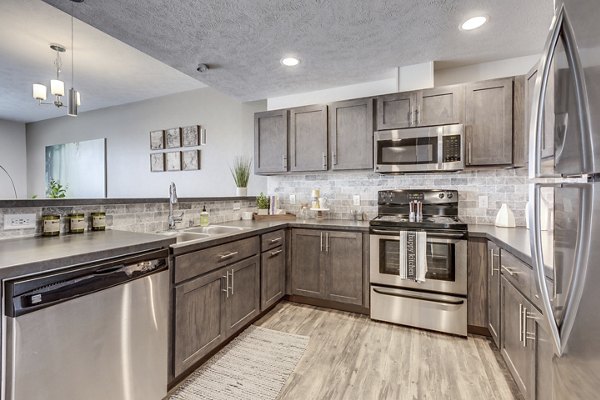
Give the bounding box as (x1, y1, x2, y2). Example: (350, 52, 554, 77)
(2, 248, 170, 400)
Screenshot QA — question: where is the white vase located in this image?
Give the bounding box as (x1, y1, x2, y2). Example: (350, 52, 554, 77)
(236, 187, 247, 197)
(495, 203, 516, 228)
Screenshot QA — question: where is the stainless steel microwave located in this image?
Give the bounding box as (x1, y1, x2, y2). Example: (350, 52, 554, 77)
(374, 124, 464, 173)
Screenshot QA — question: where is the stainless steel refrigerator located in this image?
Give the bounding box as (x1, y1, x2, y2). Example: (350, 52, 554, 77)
(528, 0, 600, 399)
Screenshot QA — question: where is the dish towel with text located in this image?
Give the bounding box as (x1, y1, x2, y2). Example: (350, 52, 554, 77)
(399, 230, 428, 282)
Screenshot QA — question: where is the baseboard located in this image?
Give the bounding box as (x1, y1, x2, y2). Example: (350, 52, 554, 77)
(468, 325, 491, 337)
(286, 295, 369, 315)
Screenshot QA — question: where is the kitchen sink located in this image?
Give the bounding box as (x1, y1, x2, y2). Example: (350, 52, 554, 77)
(185, 225, 246, 235)
(174, 232, 211, 243)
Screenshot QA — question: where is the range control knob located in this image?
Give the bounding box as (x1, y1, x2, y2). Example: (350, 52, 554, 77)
(447, 192, 453, 199)
(438, 193, 445, 199)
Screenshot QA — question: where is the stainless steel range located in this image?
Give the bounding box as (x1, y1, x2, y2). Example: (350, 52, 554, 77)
(370, 189, 468, 336)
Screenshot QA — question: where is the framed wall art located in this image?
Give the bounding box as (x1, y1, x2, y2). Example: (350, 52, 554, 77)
(182, 150, 200, 170)
(182, 125, 200, 147)
(150, 153, 165, 172)
(166, 151, 181, 171)
(165, 127, 182, 148)
(150, 130, 164, 150)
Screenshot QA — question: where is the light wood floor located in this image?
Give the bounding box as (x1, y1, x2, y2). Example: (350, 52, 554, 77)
(255, 301, 520, 400)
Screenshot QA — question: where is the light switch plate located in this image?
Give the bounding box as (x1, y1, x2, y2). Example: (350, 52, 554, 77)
(478, 195, 489, 209)
(353, 195, 361, 206)
(4, 214, 37, 230)
(289, 194, 296, 205)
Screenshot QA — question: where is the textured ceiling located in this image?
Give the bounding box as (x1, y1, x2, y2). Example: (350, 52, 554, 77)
(42, 0, 554, 102)
(0, 0, 205, 123)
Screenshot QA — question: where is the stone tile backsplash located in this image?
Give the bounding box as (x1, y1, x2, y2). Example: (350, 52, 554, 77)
(0, 199, 256, 239)
(268, 168, 530, 226)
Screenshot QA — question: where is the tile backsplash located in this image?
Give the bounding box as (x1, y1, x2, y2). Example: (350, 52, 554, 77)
(268, 168, 530, 226)
(0, 199, 256, 239)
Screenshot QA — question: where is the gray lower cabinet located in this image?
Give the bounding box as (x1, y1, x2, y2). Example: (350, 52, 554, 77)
(261, 244, 286, 310)
(417, 85, 465, 127)
(291, 229, 363, 305)
(529, 305, 554, 400)
(465, 78, 514, 166)
(328, 98, 374, 170)
(488, 241, 501, 346)
(254, 109, 289, 174)
(223, 256, 261, 335)
(467, 238, 488, 330)
(289, 105, 328, 172)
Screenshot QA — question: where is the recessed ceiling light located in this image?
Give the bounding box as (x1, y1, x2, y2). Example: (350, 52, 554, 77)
(281, 57, 300, 67)
(460, 16, 488, 31)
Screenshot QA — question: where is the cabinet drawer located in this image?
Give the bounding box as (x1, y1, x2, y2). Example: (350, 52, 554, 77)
(261, 229, 285, 251)
(500, 250, 532, 297)
(175, 236, 260, 284)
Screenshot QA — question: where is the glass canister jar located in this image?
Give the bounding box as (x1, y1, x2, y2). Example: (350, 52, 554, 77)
(68, 213, 86, 234)
(42, 215, 61, 236)
(91, 212, 106, 231)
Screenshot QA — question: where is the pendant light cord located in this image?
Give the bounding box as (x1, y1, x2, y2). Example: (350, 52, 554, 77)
(0, 165, 18, 199)
(71, 1, 74, 88)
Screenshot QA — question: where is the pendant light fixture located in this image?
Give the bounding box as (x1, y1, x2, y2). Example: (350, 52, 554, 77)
(32, 0, 83, 116)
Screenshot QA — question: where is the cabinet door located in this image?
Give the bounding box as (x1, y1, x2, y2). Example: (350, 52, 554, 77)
(525, 65, 555, 161)
(325, 231, 363, 305)
(329, 98, 374, 170)
(254, 109, 288, 174)
(467, 238, 488, 330)
(501, 276, 534, 399)
(465, 78, 514, 166)
(224, 255, 261, 336)
(488, 241, 501, 347)
(261, 245, 286, 310)
(289, 105, 328, 172)
(291, 229, 326, 298)
(174, 267, 227, 377)
(376, 92, 418, 130)
(528, 306, 554, 400)
(417, 85, 465, 127)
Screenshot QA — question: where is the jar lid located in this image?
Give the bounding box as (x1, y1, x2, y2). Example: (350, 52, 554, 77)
(91, 212, 106, 216)
(68, 213, 85, 218)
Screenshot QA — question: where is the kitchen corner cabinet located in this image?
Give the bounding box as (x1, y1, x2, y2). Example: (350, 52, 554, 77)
(254, 109, 289, 174)
(465, 78, 514, 166)
(329, 97, 374, 170)
(289, 105, 328, 172)
(291, 229, 363, 305)
(488, 241, 501, 347)
(375, 85, 464, 130)
(260, 230, 286, 310)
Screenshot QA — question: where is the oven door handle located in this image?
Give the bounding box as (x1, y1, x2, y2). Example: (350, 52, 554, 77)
(372, 287, 465, 306)
(370, 229, 466, 240)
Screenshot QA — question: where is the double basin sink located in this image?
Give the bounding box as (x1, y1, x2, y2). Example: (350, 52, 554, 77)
(160, 225, 248, 245)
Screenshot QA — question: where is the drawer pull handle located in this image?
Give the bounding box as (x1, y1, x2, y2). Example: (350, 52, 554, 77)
(219, 251, 239, 261)
(501, 265, 517, 277)
(269, 237, 282, 244)
(270, 249, 283, 257)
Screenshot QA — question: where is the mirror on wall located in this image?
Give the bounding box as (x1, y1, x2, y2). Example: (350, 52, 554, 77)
(45, 138, 106, 198)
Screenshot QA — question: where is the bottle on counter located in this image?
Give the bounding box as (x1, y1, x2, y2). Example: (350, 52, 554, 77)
(199, 205, 209, 227)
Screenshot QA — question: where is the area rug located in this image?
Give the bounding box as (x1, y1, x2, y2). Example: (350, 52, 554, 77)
(169, 325, 309, 400)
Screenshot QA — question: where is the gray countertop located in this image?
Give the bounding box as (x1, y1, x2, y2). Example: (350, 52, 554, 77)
(0, 230, 175, 280)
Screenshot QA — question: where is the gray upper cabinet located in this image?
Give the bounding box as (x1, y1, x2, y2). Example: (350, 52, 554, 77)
(488, 241, 501, 347)
(254, 109, 288, 174)
(465, 78, 514, 166)
(525, 64, 555, 161)
(417, 85, 465, 127)
(289, 105, 328, 172)
(329, 98, 374, 170)
(376, 92, 417, 130)
(326, 231, 363, 305)
(224, 255, 261, 336)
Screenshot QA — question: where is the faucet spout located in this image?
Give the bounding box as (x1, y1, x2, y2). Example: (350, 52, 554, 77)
(168, 182, 183, 230)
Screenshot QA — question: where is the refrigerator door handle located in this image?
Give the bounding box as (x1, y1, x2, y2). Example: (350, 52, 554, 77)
(528, 5, 592, 179)
(528, 182, 592, 357)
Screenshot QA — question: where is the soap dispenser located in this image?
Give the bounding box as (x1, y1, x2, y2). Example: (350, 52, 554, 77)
(200, 205, 209, 227)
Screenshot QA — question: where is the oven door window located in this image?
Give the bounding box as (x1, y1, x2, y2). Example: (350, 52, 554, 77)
(379, 238, 456, 282)
(377, 137, 438, 165)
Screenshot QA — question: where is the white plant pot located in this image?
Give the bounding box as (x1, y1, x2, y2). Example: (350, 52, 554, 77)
(236, 187, 247, 197)
(257, 209, 268, 215)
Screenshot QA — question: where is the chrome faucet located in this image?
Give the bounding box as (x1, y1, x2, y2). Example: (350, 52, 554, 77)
(168, 182, 184, 230)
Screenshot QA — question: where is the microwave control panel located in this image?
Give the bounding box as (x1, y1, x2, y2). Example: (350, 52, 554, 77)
(442, 135, 461, 162)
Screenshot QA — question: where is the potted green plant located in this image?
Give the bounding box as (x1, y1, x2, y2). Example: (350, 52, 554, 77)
(256, 192, 270, 215)
(47, 179, 67, 199)
(230, 156, 252, 196)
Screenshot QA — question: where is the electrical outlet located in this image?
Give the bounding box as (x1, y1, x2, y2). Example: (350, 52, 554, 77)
(478, 195, 489, 209)
(353, 195, 361, 206)
(233, 201, 241, 211)
(289, 194, 296, 205)
(4, 214, 37, 230)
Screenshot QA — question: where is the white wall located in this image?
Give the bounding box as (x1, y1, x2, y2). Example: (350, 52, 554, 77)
(26, 87, 267, 198)
(434, 55, 540, 86)
(0, 119, 27, 199)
